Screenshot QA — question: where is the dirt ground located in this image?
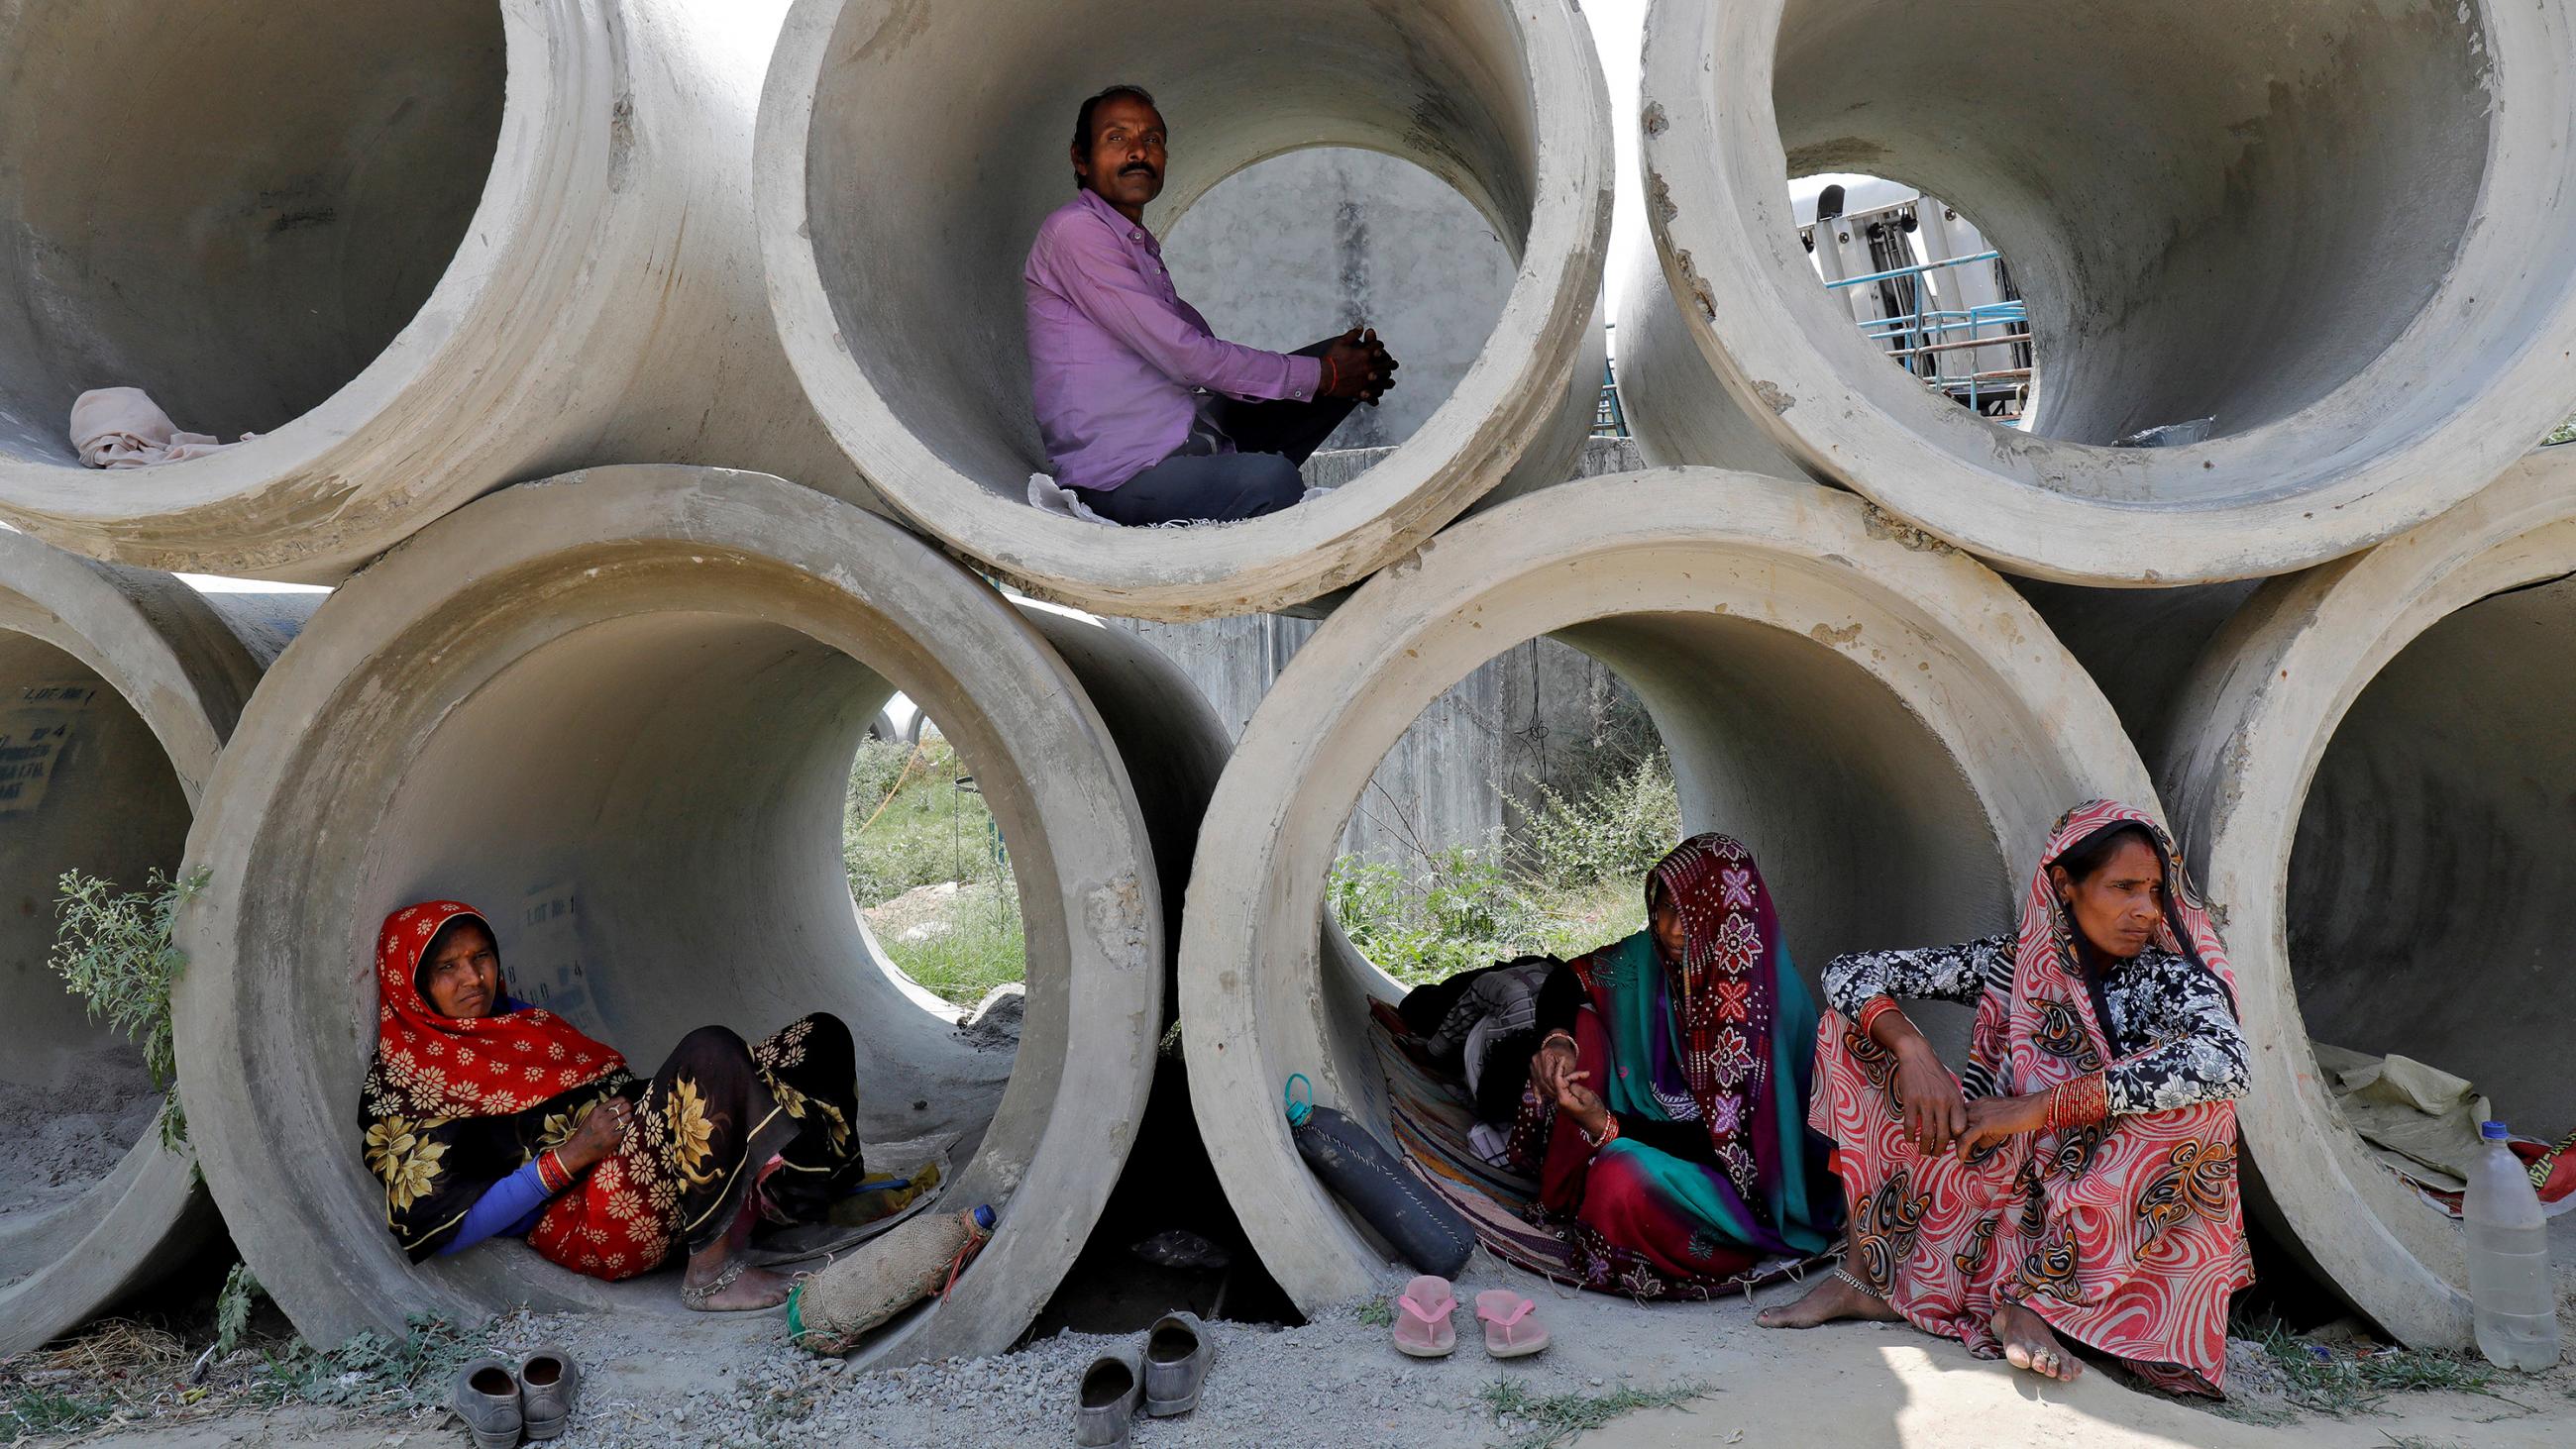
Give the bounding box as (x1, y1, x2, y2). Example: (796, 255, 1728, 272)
(13, 1251, 2571, 1449)
(0, 1051, 159, 1230)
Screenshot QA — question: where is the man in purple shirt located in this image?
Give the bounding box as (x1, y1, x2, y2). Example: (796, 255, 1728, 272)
(1025, 85, 1398, 526)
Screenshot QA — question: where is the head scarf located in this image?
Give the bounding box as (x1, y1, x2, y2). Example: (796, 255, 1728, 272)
(1971, 800, 2239, 1099)
(359, 900, 633, 1259)
(364, 899, 625, 1119)
(1571, 834, 1823, 1225)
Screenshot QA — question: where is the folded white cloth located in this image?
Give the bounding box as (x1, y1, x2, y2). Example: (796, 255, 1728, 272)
(1027, 472, 1117, 524)
(70, 386, 256, 469)
(1467, 1121, 1515, 1170)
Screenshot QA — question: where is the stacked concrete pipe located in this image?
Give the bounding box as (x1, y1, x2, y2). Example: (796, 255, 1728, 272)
(171, 466, 1231, 1364)
(2144, 445, 2576, 1348)
(1177, 468, 2159, 1309)
(757, 0, 1613, 620)
(0, 535, 315, 1355)
(1621, 0, 2576, 583)
(0, 0, 858, 582)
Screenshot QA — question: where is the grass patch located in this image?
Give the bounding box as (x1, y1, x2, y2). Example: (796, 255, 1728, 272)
(844, 733, 1024, 1006)
(2, 1310, 496, 1444)
(876, 884, 1025, 1008)
(2247, 1323, 2509, 1417)
(1353, 1298, 1396, 1328)
(250, 1315, 489, 1411)
(1476, 1379, 1712, 1449)
(2, 1384, 115, 1437)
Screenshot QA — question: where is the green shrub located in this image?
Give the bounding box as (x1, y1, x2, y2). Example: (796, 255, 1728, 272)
(1329, 751, 1678, 986)
(51, 866, 208, 1151)
(1522, 750, 1680, 890)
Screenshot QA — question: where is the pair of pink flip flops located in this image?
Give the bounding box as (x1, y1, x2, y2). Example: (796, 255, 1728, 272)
(1392, 1276, 1549, 1359)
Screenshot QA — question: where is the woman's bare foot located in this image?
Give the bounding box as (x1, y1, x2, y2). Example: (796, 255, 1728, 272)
(1991, 1300, 2082, 1382)
(682, 1246, 793, 1311)
(1756, 1270, 1903, 1329)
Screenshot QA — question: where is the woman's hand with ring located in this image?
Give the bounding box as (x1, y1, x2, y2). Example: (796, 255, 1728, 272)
(561, 1096, 630, 1173)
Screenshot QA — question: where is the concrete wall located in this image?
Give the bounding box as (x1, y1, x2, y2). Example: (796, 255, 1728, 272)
(1163, 148, 1519, 453)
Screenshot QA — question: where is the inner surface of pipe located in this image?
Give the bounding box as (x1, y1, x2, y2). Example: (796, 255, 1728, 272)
(799, 0, 1534, 496)
(0, 633, 186, 1264)
(2287, 577, 2576, 1143)
(337, 597, 1018, 1317)
(1771, 0, 2485, 458)
(1323, 612, 2004, 1056)
(178, 467, 1174, 1363)
(0, 0, 504, 462)
(1162, 149, 1516, 456)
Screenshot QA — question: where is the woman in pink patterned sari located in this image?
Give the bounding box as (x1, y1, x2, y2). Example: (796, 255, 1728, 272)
(1757, 801, 2252, 1396)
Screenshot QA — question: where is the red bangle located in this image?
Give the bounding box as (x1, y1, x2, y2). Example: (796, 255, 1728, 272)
(1581, 1115, 1621, 1150)
(1321, 355, 1338, 395)
(2044, 1075, 2109, 1133)
(538, 1148, 572, 1192)
(1855, 995, 1900, 1041)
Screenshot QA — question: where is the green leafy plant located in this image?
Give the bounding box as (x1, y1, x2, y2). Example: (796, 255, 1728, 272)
(1477, 1379, 1712, 1449)
(215, 1262, 265, 1358)
(52, 865, 210, 1151)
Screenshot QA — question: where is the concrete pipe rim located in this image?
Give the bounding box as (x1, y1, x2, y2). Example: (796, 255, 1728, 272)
(756, 0, 1614, 621)
(171, 465, 1164, 1365)
(0, 534, 260, 1355)
(0, 3, 572, 552)
(1640, 0, 2576, 584)
(2163, 445, 2576, 1347)
(1177, 466, 2160, 1310)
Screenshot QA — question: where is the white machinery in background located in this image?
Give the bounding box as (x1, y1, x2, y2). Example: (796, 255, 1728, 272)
(1796, 176, 2031, 418)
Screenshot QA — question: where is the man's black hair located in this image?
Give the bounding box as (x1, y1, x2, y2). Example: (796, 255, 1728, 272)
(1071, 83, 1159, 164)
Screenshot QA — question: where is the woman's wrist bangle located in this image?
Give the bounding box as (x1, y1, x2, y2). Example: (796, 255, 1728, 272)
(1855, 995, 1901, 1041)
(2042, 1074, 2109, 1133)
(1542, 1030, 1576, 1053)
(539, 1148, 573, 1192)
(1580, 1114, 1621, 1150)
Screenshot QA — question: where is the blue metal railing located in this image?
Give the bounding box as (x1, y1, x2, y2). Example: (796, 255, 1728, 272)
(1819, 244, 2029, 413)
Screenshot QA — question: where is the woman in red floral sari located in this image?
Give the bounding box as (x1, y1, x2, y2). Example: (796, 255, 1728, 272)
(358, 900, 866, 1311)
(1758, 802, 2253, 1396)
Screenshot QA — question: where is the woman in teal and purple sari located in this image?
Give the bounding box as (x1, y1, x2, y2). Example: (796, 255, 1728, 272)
(1511, 834, 1842, 1295)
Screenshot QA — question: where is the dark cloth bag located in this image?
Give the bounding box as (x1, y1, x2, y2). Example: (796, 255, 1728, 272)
(1286, 1085, 1472, 1279)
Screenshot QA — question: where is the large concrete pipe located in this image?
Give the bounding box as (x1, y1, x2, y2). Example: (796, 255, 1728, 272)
(171, 466, 1229, 1364)
(757, 0, 1612, 621)
(1178, 468, 2158, 1308)
(1626, 0, 2576, 584)
(0, 1, 857, 582)
(2158, 445, 2576, 1348)
(0, 538, 314, 1355)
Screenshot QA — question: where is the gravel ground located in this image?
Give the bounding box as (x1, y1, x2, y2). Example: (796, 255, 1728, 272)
(33, 1252, 2576, 1448)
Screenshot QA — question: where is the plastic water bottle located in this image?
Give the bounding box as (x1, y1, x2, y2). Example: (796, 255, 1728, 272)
(2463, 1121, 2562, 1371)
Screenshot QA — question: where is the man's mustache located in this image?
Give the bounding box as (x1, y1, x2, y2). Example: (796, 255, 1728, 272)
(1120, 161, 1158, 176)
